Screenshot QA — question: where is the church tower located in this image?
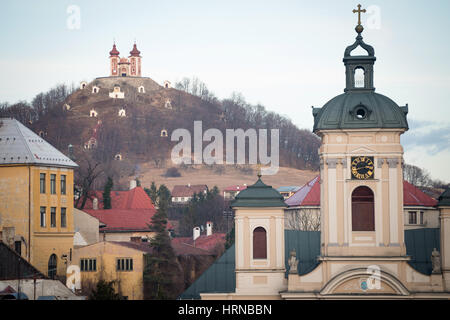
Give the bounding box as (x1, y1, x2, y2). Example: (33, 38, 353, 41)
(109, 43, 120, 76)
(129, 43, 142, 77)
(231, 174, 287, 297)
(312, 5, 409, 258)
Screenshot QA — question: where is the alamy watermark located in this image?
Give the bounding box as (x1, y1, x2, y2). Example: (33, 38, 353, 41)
(66, 5, 81, 30)
(66, 265, 81, 292)
(360, 265, 381, 291)
(171, 121, 280, 175)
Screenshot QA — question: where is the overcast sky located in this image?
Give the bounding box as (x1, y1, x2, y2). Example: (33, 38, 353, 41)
(1, 0, 449, 182)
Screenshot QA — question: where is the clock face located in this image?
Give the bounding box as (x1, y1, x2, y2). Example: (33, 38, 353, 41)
(351, 156, 374, 180)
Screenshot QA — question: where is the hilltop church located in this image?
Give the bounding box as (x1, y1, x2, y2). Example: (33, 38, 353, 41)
(181, 5, 450, 299)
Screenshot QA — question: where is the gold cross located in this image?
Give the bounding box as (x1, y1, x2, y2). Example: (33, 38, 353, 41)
(352, 4, 366, 25)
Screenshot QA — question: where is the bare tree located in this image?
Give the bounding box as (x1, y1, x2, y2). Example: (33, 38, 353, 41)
(75, 155, 103, 209)
(403, 163, 432, 187)
(285, 208, 321, 231)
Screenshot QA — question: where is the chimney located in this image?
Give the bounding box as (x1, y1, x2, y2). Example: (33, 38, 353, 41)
(93, 198, 98, 210)
(206, 221, 213, 236)
(130, 179, 137, 190)
(193, 227, 200, 241)
(130, 236, 142, 243)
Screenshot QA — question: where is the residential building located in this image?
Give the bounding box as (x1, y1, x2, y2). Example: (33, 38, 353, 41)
(0, 118, 77, 279)
(80, 186, 160, 242)
(171, 184, 208, 204)
(223, 185, 247, 200)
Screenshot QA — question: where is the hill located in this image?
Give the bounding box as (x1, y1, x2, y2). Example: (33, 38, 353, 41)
(134, 163, 318, 192)
(0, 76, 321, 190)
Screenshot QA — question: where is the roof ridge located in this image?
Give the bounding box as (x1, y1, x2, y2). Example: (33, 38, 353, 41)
(14, 120, 35, 162)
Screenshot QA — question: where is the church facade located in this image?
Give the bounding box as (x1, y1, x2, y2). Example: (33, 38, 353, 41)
(109, 43, 142, 77)
(181, 6, 450, 300)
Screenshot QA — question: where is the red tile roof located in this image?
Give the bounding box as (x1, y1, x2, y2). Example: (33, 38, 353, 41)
(224, 185, 247, 192)
(403, 180, 438, 207)
(172, 233, 226, 253)
(80, 186, 164, 231)
(287, 175, 437, 208)
(171, 185, 208, 197)
(83, 208, 156, 232)
(82, 186, 155, 210)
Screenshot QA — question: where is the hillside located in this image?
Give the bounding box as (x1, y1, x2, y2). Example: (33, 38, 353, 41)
(134, 164, 318, 192)
(1, 76, 321, 190)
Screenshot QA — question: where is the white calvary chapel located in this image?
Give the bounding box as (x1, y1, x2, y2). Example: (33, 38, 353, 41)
(180, 5, 450, 300)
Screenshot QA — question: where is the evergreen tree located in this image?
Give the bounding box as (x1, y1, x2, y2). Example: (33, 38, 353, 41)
(145, 181, 158, 205)
(157, 184, 171, 206)
(89, 280, 121, 300)
(143, 185, 179, 299)
(102, 176, 113, 209)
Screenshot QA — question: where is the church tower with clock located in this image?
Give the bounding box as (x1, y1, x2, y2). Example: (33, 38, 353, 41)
(312, 5, 409, 259)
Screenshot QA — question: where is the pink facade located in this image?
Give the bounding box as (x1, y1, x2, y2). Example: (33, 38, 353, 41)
(109, 43, 142, 77)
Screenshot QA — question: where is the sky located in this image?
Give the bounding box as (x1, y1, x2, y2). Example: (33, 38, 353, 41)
(1, 0, 449, 182)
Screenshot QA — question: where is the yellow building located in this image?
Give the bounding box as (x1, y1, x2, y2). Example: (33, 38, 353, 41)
(73, 241, 147, 300)
(0, 118, 78, 279)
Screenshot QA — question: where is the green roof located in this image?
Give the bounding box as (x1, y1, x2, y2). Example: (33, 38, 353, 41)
(179, 229, 439, 299)
(405, 228, 440, 275)
(231, 177, 287, 208)
(437, 188, 450, 207)
(312, 91, 409, 132)
(178, 230, 320, 299)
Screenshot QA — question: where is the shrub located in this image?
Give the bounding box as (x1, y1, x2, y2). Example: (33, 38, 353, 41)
(164, 167, 181, 177)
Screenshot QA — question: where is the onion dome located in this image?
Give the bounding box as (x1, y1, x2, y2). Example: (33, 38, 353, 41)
(109, 44, 120, 56)
(130, 43, 141, 57)
(231, 175, 286, 208)
(312, 11, 408, 133)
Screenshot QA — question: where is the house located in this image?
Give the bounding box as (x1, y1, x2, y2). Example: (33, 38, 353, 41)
(0, 118, 78, 279)
(223, 185, 247, 200)
(276, 186, 301, 200)
(73, 238, 216, 300)
(284, 176, 440, 231)
(172, 222, 226, 255)
(171, 184, 208, 204)
(80, 185, 160, 242)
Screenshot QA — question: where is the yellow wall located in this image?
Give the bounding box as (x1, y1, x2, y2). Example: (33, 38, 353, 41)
(73, 241, 145, 300)
(0, 164, 75, 278)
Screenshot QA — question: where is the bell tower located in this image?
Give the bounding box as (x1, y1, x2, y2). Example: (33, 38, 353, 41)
(312, 5, 410, 259)
(109, 43, 120, 76)
(231, 173, 287, 297)
(129, 43, 142, 77)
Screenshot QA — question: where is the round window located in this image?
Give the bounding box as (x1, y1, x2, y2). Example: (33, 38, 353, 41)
(356, 108, 366, 119)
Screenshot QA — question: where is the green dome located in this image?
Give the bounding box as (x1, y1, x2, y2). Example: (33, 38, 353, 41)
(231, 178, 287, 208)
(313, 91, 409, 132)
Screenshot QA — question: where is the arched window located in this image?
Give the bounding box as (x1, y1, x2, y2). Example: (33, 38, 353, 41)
(352, 186, 375, 231)
(253, 227, 267, 259)
(48, 254, 57, 279)
(354, 67, 365, 88)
